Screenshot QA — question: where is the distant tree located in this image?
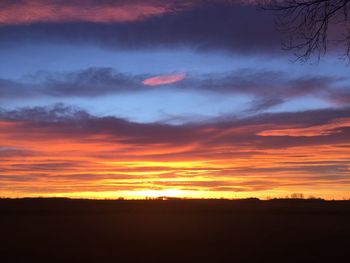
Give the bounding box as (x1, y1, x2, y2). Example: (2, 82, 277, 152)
(262, 0, 350, 62)
(290, 193, 305, 199)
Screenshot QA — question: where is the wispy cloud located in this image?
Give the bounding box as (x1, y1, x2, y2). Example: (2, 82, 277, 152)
(0, 3, 278, 55)
(0, 0, 193, 25)
(258, 118, 350, 137)
(1, 68, 346, 115)
(142, 73, 186, 86)
(1, 105, 349, 199)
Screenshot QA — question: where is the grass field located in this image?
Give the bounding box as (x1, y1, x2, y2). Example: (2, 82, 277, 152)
(1, 198, 349, 262)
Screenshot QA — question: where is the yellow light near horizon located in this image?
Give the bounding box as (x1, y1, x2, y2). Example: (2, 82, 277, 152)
(100, 160, 212, 169)
(1, 118, 350, 200)
(132, 189, 183, 198)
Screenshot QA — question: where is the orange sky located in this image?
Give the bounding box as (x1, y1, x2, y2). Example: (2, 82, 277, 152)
(1, 108, 349, 200)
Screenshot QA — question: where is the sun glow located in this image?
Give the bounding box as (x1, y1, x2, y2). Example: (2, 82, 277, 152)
(131, 189, 183, 198)
(1, 115, 350, 200)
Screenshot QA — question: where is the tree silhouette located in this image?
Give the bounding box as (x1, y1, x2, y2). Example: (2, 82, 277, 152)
(290, 193, 305, 199)
(263, 0, 350, 62)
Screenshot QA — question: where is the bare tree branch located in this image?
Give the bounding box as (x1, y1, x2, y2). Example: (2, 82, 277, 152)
(262, 0, 350, 62)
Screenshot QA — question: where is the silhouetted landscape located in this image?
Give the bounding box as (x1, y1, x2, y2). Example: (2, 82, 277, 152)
(1, 198, 350, 263)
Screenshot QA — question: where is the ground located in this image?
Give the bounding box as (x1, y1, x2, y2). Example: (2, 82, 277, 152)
(1, 198, 349, 263)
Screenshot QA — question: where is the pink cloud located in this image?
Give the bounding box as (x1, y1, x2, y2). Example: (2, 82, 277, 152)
(142, 73, 186, 86)
(0, 1, 260, 25)
(257, 118, 350, 137)
(0, 1, 192, 25)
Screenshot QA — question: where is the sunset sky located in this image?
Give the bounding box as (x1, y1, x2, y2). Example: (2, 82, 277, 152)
(1, 0, 350, 199)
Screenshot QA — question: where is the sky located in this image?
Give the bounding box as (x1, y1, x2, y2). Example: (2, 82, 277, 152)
(0, 0, 350, 199)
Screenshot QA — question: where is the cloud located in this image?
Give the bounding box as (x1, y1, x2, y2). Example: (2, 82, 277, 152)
(1, 105, 349, 198)
(184, 70, 336, 95)
(327, 88, 350, 106)
(0, 0, 193, 25)
(0, 67, 344, 110)
(0, 3, 279, 55)
(0, 146, 35, 158)
(0, 1, 264, 26)
(0, 78, 37, 99)
(1, 104, 350, 151)
(258, 118, 350, 137)
(0, 68, 143, 98)
(142, 73, 186, 86)
(44, 68, 142, 96)
(1, 67, 348, 126)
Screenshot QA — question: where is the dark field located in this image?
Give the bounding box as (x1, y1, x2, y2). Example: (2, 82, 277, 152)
(1, 198, 350, 263)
